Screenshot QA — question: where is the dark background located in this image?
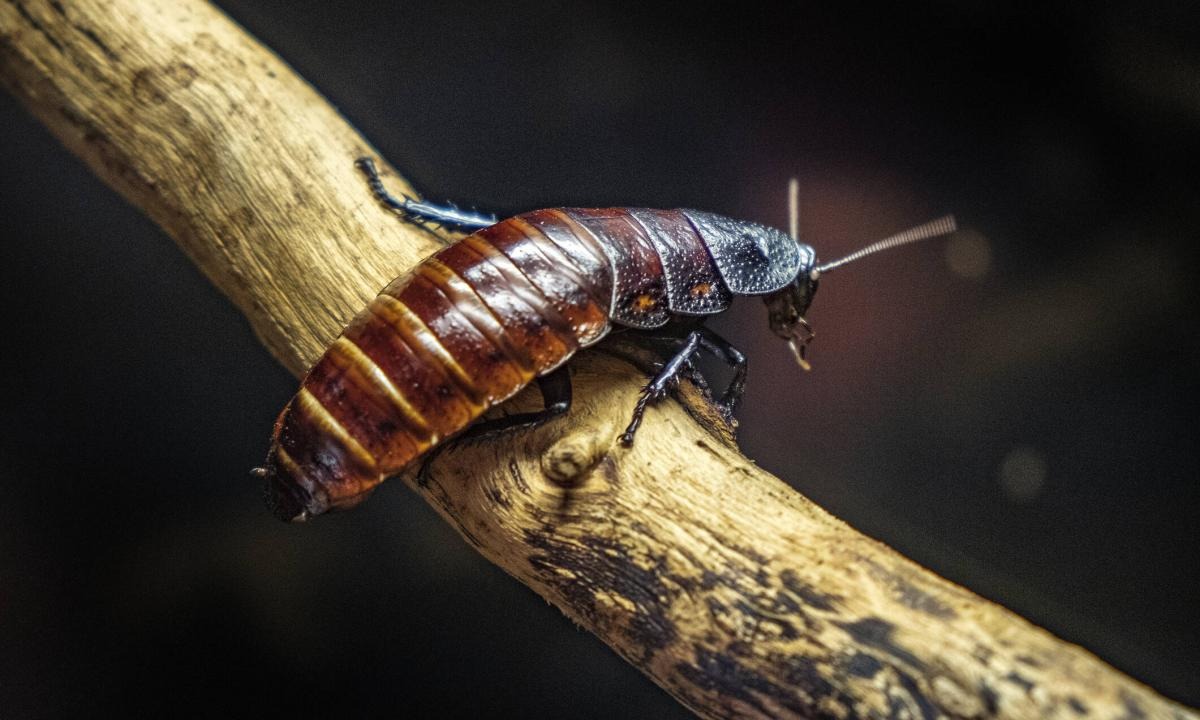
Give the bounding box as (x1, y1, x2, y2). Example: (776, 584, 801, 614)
(2, 1, 1197, 716)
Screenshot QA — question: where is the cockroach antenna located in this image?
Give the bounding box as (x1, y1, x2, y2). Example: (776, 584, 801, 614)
(770, 180, 956, 374)
(788, 177, 800, 244)
(813, 215, 958, 277)
(785, 178, 813, 371)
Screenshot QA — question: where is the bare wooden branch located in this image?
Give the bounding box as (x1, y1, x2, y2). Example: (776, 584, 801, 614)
(2, 2, 1193, 718)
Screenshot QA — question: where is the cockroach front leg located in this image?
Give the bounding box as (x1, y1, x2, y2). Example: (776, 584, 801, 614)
(629, 327, 748, 422)
(697, 326, 748, 415)
(355, 157, 497, 231)
(620, 330, 704, 446)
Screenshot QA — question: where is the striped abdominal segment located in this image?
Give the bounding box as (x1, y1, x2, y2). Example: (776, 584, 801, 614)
(263, 216, 616, 520)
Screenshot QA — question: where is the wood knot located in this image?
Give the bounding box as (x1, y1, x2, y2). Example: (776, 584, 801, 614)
(542, 431, 606, 488)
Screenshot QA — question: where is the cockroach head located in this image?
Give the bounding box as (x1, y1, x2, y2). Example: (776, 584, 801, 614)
(764, 266, 820, 371)
(767, 177, 956, 372)
(762, 213, 958, 371)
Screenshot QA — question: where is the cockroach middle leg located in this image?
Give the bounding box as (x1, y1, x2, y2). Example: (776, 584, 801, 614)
(634, 327, 748, 416)
(460, 367, 573, 441)
(620, 330, 704, 446)
(415, 368, 572, 487)
(355, 157, 497, 230)
(697, 327, 748, 414)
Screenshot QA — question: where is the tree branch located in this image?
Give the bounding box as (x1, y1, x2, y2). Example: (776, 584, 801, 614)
(2, 2, 1192, 717)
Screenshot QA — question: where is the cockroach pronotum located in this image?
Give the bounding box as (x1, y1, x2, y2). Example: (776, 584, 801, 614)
(252, 159, 957, 522)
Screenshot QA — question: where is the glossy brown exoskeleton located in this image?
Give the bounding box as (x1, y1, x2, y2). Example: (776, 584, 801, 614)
(255, 160, 956, 521)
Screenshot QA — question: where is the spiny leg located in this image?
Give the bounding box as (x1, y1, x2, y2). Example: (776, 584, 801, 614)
(457, 365, 572, 440)
(697, 326, 748, 414)
(415, 367, 572, 486)
(355, 157, 497, 231)
(633, 328, 748, 416)
(620, 330, 703, 446)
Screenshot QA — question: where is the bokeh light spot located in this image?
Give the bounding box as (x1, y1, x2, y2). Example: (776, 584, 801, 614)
(998, 446, 1048, 503)
(945, 230, 992, 279)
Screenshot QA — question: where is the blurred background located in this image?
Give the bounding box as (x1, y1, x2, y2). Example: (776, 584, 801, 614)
(2, 1, 1197, 716)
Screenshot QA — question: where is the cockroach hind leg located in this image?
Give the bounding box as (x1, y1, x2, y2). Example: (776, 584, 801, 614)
(401, 198, 498, 232)
(354, 157, 406, 215)
(354, 156, 497, 231)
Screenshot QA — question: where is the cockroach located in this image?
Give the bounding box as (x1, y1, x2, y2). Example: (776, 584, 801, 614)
(252, 159, 956, 522)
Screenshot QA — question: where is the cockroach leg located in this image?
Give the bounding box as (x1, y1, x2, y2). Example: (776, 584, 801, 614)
(403, 198, 497, 231)
(458, 366, 573, 441)
(620, 330, 704, 446)
(415, 369, 573, 487)
(696, 326, 748, 415)
(414, 368, 573, 488)
(355, 157, 497, 230)
(634, 327, 747, 416)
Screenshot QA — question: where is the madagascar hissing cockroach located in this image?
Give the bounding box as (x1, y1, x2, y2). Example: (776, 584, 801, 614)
(252, 159, 957, 522)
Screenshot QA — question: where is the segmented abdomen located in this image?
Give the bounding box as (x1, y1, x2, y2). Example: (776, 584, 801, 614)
(263, 210, 615, 520)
